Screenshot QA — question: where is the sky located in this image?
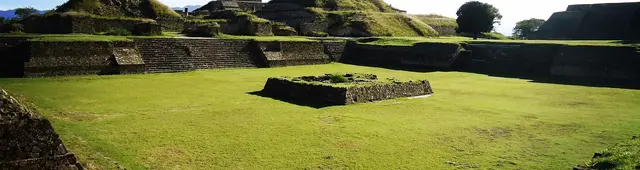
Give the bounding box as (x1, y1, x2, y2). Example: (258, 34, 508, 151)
(0, 0, 636, 35)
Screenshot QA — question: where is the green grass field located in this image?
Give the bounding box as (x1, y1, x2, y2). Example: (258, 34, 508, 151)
(1, 63, 639, 169)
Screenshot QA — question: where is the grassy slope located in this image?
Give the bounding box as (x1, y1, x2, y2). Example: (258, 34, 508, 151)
(269, 0, 395, 12)
(55, 0, 181, 19)
(1, 63, 639, 169)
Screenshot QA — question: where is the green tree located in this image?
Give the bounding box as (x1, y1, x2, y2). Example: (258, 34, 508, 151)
(14, 7, 39, 19)
(455, 1, 502, 40)
(513, 18, 545, 39)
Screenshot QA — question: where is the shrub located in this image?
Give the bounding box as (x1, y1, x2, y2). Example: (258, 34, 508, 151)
(104, 28, 132, 36)
(308, 31, 329, 37)
(330, 75, 349, 83)
(6, 23, 24, 33)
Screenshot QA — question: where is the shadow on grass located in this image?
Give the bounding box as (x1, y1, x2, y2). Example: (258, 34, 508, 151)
(340, 62, 640, 90)
(247, 91, 339, 109)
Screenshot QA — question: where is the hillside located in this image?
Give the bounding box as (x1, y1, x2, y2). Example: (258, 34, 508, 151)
(0, 9, 47, 19)
(267, 0, 396, 12)
(413, 14, 457, 36)
(55, 0, 181, 19)
(257, 0, 438, 37)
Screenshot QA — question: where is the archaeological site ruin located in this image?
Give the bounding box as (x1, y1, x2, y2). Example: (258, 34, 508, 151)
(0, 0, 639, 169)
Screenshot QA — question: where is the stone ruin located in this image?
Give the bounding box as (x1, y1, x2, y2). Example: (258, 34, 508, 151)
(536, 2, 640, 40)
(0, 89, 82, 169)
(260, 73, 434, 106)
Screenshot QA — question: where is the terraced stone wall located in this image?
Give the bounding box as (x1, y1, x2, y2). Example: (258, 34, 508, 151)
(25, 41, 141, 77)
(536, 2, 640, 40)
(0, 37, 30, 77)
(0, 89, 82, 169)
(342, 41, 461, 69)
(258, 41, 332, 67)
(463, 43, 640, 80)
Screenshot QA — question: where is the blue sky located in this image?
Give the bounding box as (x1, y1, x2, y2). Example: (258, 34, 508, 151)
(0, 0, 635, 35)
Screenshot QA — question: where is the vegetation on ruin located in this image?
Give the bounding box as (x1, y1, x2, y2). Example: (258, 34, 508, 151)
(580, 138, 640, 170)
(413, 14, 458, 27)
(268, 0, 396, 12)
(1, 63, 639, 169)
(55, 0, 181, 19)
(310, 9, 439, 37)
(0, 32, 180, 42)
(235, 12, 271, 23)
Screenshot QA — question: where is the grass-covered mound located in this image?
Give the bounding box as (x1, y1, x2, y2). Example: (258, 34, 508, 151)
(577, 137, 640, 170)
(55, 0, 181, 19)
(413, 14, 457, 36)
(268, 0, 396, 12)
(318, 11, 438, 37)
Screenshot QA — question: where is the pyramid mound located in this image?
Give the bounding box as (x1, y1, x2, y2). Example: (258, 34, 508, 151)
(257, 0, 438, 37)
(268, 0, 396, 12)
(55, 0, 181, 19)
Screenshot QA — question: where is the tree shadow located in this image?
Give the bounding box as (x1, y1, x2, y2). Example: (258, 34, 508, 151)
(247, 91, 340, 109)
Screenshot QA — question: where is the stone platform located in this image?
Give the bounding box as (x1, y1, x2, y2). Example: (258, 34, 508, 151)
(260, 73, 434, 106)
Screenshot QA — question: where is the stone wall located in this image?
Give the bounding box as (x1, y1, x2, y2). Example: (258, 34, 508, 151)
(261, 78, 434, 105)
(22, 14, 155, 34)
(0, 89, 82, 169)
(341, 41, 461, 69)
(0, 37, 30, 77)
(25, 41, 142, 77)
(257, 41, 332, 67)
(262, 78, 348, 105)
(536, 2, 640, 40)
(343, 42, 640, 80)
(321, 41, 347, 61)
(156, 19, 185, 32)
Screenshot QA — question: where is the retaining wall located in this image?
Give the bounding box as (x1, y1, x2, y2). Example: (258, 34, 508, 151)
(342, 41, 461, 69)
(25, 41, 141, 77)
(0, 37, 30, 77)
(0, 89, 82, 169)
(261, 78, 434, 105)
(257, 41, 332, 67)
(342, 41, 640, 80)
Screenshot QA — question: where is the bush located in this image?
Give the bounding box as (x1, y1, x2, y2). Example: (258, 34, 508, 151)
(104, 28, 132, 36)
(308, 31, 329, 37)
(3, 23, 24, 33)
(330, 75, 349, 83)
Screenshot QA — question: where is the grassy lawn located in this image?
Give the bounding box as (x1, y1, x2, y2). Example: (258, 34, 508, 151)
(0, 63, 639, 169)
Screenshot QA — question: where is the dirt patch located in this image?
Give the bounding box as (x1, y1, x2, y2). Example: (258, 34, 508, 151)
(50, 111, 110, 122)
(475, 127, 513, 139)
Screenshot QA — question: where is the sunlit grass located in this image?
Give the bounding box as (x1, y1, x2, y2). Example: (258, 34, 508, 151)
(1, 63, 639, 169)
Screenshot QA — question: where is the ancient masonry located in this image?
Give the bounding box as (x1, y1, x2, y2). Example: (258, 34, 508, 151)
(261, 74, 434, 106)
(536, 2, 640, 40)
(0, 89, 82, 169)
(0, 38, 344, 78)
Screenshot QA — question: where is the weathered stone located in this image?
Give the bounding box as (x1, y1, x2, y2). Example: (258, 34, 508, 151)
(261, 74, 434, 106)
(0, 89, 82, 169)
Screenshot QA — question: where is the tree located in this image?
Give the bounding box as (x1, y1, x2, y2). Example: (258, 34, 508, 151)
(513, 18, 545, 39)
(14, 7, 39, 19)
(455, 1, 502, 40)
(0, 17, 5, 24)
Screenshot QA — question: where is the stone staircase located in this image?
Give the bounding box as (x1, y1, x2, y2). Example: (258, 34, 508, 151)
(134, 38, 196, 73)
(134, 38, 260, 73)
(185, 39, 259, 69)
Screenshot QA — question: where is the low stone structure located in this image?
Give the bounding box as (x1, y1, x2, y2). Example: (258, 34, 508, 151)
(261, 73, 434, 105)
(0, 89, 82, 169)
